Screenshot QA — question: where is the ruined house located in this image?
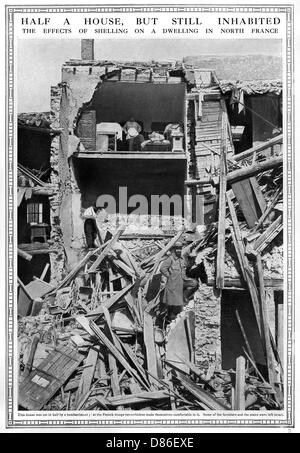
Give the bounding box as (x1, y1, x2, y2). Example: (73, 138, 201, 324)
(17, 39, 284, 411)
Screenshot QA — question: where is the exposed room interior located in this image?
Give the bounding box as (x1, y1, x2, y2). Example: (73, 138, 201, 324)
(76, 80, 186, 152)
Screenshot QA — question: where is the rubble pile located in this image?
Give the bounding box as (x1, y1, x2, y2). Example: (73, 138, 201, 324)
(18, 217, 283, 411)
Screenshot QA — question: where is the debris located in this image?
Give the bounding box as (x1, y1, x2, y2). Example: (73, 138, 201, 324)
(17, 144, 283, 412)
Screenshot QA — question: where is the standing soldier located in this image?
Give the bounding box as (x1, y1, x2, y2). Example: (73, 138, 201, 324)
(160, 241, 198, 321)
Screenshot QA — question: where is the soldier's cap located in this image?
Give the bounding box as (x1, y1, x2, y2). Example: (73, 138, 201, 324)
(172, 241, 183, 249)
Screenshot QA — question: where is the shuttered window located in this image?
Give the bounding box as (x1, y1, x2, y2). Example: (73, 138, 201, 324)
(27, 203, 43, 224)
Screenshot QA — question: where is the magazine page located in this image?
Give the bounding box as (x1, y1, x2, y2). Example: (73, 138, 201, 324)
(1, 0, 298, 433)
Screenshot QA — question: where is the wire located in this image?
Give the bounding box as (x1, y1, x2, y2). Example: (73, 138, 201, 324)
(237, 101, 282, 133)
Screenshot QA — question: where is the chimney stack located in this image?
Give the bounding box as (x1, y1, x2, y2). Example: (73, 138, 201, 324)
(81, 39, 94, 60)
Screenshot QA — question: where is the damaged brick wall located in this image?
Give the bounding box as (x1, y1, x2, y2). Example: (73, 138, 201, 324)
(194, 284, 221, 370)
(48, 65, 110, 282)
(49, 85, 67, 285)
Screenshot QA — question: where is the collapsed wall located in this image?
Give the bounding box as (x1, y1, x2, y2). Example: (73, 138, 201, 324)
(48, 61, 108, 283)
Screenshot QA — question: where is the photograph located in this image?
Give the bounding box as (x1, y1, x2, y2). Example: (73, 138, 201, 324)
(16, 36, 284, 413)
(3, 2, 295, 431)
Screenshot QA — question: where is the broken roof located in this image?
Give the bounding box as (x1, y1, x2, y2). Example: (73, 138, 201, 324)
(18, 112, 52, 130)
(219, 79, 282, 95)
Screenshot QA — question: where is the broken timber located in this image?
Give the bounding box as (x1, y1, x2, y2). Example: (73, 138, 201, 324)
(174, 370, 228, 410)
(185, 155, 282, 187)
(216, 110, 227, 289)
(19, 345, 83, 410)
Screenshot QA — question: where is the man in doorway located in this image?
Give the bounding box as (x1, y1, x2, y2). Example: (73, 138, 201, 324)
(160, 241, 198, 321)
(96, 205, 112, 244)
(82, 203, 100, 249)
(83, 203, 112, 248)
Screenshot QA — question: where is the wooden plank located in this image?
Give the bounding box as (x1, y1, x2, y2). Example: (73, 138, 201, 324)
(40, 263, 50, 281)
(235, 310, 256, 367)
(88, 225, 126, 273)
(75, 346, 99, 407)
(184, 155, 283, 188)
(111, 258, 136, 278)
(86, 283, 134, 318)
(48, 247, 102, 295)
(106, 390, 169, 407)
(19, 346, 83, 410)
(174, 370, 228, 410)
(257, 254, 276, 386)
(18, 248, 32, 262)
(216, 111, 227, 289)
(227, 156, 283, 185)
(143, 312, 158, 384)
(141, 231, 183, 268)
(102, 305, 123, 402)
(249, 177, 267, 213)
(253, 187, 282, 232)
(22, 335, 39, 378)
(233, 134, 283, 162)
(89, 321, 150, 390)
(226, 192, 262, 335)
(18, 163, 47, 187)
(120, 341, 150, 385)
(234, 356, 246, 410)
(253, 215, 283, 254)
(232, 179, 262, 228)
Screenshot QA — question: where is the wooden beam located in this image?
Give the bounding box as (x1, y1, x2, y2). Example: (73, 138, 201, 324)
(232, 177, 266, 228)
(207, 276, 283, 290)
(233, 135, 283, 162)
(40, 263, 50, 281)
(74, 151, 186, 160)
(48, 248, 103, 295)
(86, 283, 134, 318)
(89, 321, 150, 390)
(22, 335, 39, 378)
(184, 155, 282, 187)
(105, 390, 169, 407)
(257, 254, 276, 386)
(31, 186, 55, 196)
(253, 187, 282, 232)
(141, 231, 183, 268)
(88, 225, 126, 273)
(143, 312, 158, 384)
(18, 163, 48, 187)
(227, 156, 283, 185)
(17, 248, 32, 262)
(235, 310, 256, 367)
(226, 192, 262, 335)
(216, 111, 227, 289)
(276, 295, 284, 366)
(253, 215, 283, 254)
(174, 370, 228, 410)
(234, 356, 246, 410)
(19, 345, 83, 410)
(76, 346, 99, 407)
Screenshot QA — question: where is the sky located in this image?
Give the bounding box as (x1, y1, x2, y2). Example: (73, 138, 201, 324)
(17, 38, 282, 112)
